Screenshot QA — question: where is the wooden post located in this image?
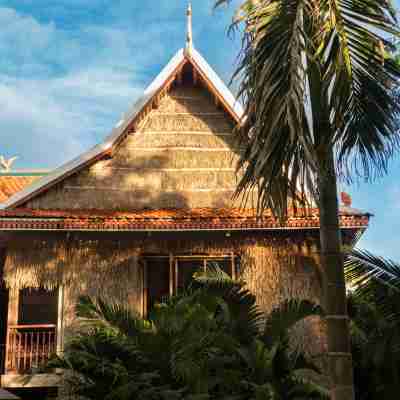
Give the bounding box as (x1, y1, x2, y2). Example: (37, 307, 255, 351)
(231, 253, 236, 280)
(56, 286, 64, 356)
(174, 259, 179, 293)
(127, 254, 141, 316)
(5, 288, 19, 374)
(142, 260, 148, 318)
(169, 254, 174, 297)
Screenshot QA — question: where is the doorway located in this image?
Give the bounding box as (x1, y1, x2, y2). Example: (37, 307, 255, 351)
(0, 284, 8, 374)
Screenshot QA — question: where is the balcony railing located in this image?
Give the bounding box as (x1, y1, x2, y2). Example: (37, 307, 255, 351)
(6, 324, 57, 374)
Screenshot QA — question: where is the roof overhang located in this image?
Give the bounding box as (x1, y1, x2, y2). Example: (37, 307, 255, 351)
(0, 208, 370, 232)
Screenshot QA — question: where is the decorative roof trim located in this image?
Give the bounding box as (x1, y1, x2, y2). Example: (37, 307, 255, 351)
(1, 47, 244, 210)
(0, 207, 370, 232)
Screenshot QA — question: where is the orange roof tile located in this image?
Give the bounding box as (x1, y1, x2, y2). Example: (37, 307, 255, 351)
(0, 207, 370, 231)
(0, 175, 43, 203)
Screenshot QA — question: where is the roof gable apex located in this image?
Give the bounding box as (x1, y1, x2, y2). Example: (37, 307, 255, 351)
(2, 47, 244, 210)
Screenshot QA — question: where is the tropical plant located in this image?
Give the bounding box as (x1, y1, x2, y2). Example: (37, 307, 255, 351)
(345, 248, 400, 398)
(215, 0, 400, 397)
(51, 270, 328, 399)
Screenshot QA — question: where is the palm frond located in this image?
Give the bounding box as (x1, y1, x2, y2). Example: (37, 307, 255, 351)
(76, 295, 150, 338)
(262, 299, 323, 346)
(345, 248, 400, 292)
(289, 369, 331, 398)
(193, 273, 263, 343)
(193, 262, 234, 285)
(319, 0, 400, 181)
(216, 0, 400, 217)
(345, 248, 400, 327)
(230, 0, 318, 216)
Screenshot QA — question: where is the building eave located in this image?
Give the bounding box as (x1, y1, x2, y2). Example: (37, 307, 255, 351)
(0, 207, 370, 232)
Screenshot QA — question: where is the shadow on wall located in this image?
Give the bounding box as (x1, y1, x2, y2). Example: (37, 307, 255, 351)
(24, 82, 248, 210)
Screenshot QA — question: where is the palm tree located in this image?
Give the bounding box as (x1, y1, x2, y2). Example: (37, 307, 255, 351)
(51, 271, 328, 399)
(345, 249, 400, 398)
(215, 1, 400, 398)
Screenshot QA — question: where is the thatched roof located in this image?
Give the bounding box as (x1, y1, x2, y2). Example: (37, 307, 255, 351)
(1, 47, 243, 210)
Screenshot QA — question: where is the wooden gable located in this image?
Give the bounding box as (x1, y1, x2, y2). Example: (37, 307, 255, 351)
(23, 61, 248, 210)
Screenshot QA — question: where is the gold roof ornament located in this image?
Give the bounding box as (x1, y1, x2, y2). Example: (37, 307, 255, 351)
(185, 3, 193, 57)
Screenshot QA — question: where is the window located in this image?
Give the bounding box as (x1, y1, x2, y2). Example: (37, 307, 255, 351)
(18, 288, 58, 325)
(143, 255, 237, 315)
(176, 258, 233, 290)
(145, 258, 170, 312)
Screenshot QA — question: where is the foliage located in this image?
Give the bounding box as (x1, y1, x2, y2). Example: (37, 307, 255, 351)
(215, 0, 400, 215)
(215, 2, 400, 395)
(51, 269, 328, 400)
(345, 248, 400, 399)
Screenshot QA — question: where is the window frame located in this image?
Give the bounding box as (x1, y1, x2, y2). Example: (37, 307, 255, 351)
(142, 253, 238, 316)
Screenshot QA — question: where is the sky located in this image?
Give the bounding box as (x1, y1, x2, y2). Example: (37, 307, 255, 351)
(0, 0, 399, 260)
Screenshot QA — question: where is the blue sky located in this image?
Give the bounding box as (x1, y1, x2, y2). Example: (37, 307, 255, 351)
(0, 0, 399, 260)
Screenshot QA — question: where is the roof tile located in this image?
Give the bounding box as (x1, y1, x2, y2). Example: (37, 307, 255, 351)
(0, 207, 370, 231)
(0, 176, 41, 203)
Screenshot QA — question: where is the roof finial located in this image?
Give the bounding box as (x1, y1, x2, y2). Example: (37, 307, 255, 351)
(185, 2, 193, 57)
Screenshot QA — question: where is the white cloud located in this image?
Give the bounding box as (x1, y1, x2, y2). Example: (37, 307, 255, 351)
(0, 7, 168, 168)
(0, 3, 239, 170)
(0, 7, 55, 49)
(0, 66, 144, 167)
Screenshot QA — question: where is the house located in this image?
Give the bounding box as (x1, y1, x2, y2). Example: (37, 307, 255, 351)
(0, 6, 370, 397)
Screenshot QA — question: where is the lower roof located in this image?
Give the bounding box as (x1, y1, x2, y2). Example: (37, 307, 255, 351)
(0, 172, 47, 203)
(0, 207, 370, 231)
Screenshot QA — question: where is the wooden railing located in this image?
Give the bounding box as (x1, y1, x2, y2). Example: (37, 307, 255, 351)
(6, 324, 57, 374)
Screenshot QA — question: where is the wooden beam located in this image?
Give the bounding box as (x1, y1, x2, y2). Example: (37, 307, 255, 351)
(231, 252, 236, 280)
(1, 373, 61, 388)
(142, 260, 148, 317)
(5, 288, 19, 374)
(174, 259, 178, 293)
(169, 254, 174, 297)
(56, 286, 64, 356)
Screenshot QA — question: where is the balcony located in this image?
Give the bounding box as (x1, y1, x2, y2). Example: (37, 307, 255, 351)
(5, 324, 56, 374)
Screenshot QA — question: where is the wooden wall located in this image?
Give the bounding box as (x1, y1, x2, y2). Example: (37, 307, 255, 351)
(3, 231, 326, 362)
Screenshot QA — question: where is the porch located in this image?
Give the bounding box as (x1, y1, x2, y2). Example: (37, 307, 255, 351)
(0, 229, 337, 390)
(4, 324, 56, 374)
(0, 287, 63, 388)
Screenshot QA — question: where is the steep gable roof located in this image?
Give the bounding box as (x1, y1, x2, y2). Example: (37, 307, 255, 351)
(1, 48, 244, 210)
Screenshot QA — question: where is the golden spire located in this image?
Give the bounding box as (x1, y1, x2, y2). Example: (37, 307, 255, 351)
(185, 3, 193, 57)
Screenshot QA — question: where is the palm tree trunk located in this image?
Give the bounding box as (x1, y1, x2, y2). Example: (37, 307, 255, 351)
(317, 147, 354, 400)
